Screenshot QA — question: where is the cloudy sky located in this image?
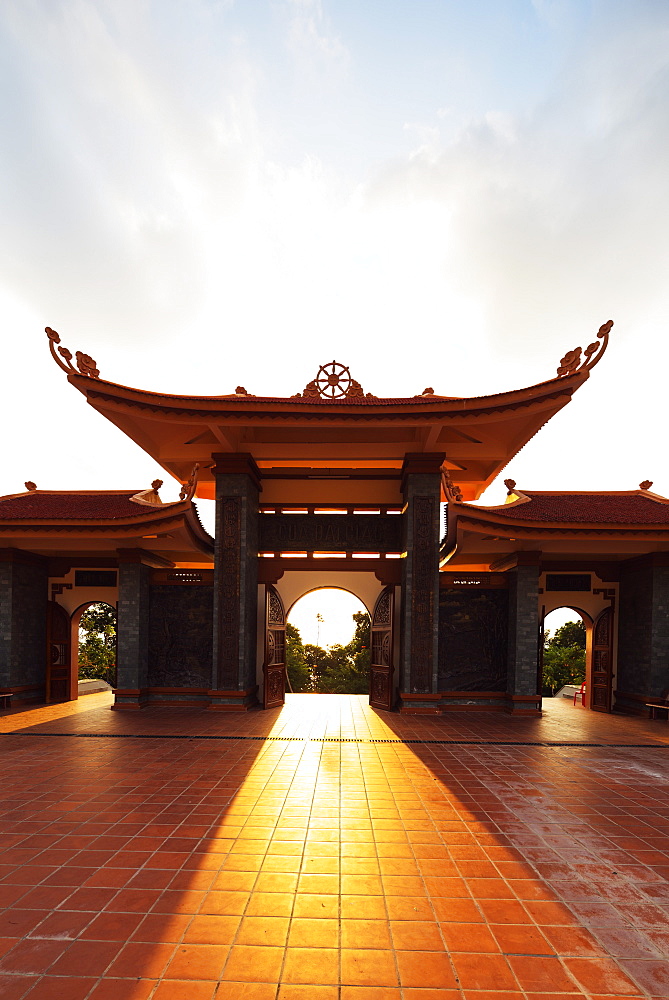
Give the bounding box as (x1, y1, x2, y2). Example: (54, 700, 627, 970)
(2, 0, 669, 539)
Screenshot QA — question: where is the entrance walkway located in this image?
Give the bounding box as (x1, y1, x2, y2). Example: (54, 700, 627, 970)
(1, 696, 668, 998)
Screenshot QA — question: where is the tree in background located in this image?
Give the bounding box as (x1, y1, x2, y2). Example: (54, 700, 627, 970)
(550, 620, 586, 650)
(303, 611, 371, 694)
(542, 617, 586, 695)
(78, 603, 117, 685)
(286, 623, 313, 692)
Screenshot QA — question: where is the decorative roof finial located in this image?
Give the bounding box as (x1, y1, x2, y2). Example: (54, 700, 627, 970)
(151, 479, 163, 493)
(24, 481, 36, 492)
(291, 361, 377, 400)
(557, 319, 613, 378)
(179, 463, 200, 501)
(46, 327, 100, 378)
(442, 471, 463, 502)
(504, 479, 517, 494)
(639, 480, 653, 491)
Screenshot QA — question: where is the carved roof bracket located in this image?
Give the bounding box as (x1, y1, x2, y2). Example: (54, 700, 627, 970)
(442, 470, 463, 502)
(179, 463, 200, 501)
(46, 327, 100, 379)
(557, 319, 613, 378)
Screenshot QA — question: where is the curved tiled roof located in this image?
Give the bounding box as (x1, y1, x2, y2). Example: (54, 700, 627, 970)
(474, 491, 669, 526)
(0, 491, 164, 520)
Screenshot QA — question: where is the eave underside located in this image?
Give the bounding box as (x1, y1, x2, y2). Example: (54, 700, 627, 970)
(72, 375, 583, 502)
(442, 516, 669, 569)
(0, 512, 214, 566)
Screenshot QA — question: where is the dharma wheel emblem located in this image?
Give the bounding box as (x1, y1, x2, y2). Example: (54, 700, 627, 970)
(315, 361, 352, 399)
(293, 360, 374, 400)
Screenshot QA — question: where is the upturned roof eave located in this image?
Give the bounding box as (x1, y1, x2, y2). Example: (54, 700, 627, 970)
(0, 503, 214, 553)
(452, 509, 669, 535)
(66, 367, 590, 420)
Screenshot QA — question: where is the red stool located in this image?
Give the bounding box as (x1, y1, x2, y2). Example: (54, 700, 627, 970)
(573, 682, 586, 707)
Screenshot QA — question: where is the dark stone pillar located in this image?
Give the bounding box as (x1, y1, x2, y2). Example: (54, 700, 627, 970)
(210, 453, 261, 710)
(113, 552, 152, 710)
(398, 453, 443, 712)
(506, 554, 542, 715)
(0, 549, 48, 704)
(616, 553, 669, 713)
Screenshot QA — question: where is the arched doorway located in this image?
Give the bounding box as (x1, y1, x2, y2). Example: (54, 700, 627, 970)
(73, 601, 118, 695)
(285, 587, 371, 697)
(541, 607, 591, 705)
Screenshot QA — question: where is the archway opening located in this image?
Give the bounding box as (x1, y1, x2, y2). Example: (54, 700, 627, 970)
(75, 601, 117, 691)
(286, 587, 370, 693)
(542, 606, 589, 700)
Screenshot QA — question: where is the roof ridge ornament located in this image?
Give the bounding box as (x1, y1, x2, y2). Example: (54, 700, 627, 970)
(291, 361, 377, 400)
(442, 471, 463, 502)
(46, 327, 100, 379)
(131, 480, 164, 506)
(179, 463, 200, 501)
(557, 320, 613, 378)
(640, 480, 653, 490)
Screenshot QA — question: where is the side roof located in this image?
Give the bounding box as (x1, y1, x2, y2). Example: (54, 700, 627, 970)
(0, 490, 172, 520)
(462, 489, 669, 527)
(441, 485, 669, 571)
(0, 488, 214, 563)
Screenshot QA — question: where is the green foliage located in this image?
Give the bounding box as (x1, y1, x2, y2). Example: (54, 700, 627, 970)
(78, 603, 117, 685)
(548, 619, 586, 650)
(542, 618, 586, 695)
(291, 611, 372, 694)
(285, 623, 313, 692)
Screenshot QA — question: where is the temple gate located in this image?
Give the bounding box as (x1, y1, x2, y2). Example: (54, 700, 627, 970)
(7, 320, 668, 718)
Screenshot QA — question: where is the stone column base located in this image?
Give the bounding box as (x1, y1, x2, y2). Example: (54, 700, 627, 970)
(208, 687, 259, 711)
(399, 691, 507, 713)
(2, 683, 44, 706)
(112, 688, 149, 710)
(505, 694, 542, 716)
(612, 690, 648, 716)
(144, 687, 211, 707)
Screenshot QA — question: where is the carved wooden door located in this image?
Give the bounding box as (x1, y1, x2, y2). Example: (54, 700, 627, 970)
(591, 607, 613, 713)
(46, 601, 70, 704)
(537, 613, 545, 697)
(264, 585, 286, 709)
(369, 587, 394, 711)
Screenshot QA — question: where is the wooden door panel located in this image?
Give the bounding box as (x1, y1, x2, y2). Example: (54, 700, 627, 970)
(591, 607, 612, 713)
(369, 587, 394, 711)
(46, 602, 70, 704)
(264, 585, 286, 709)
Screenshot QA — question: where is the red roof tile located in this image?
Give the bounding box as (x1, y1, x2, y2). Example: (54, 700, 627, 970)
(479, 492, 669, 525)
(0, 491, 157, 520)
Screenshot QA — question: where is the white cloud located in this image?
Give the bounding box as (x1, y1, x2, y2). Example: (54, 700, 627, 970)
(283, 0, 349, 74)
(1, 0, 669, 502)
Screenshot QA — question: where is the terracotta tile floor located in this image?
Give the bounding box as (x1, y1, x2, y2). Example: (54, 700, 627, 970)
(0, 694, 668, 998)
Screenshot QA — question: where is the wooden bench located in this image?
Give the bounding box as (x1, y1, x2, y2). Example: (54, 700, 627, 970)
(646, 689, 669, 720)
(0, 692, 13, 711)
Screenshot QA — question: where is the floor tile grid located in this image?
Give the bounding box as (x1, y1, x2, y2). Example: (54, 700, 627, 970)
(1, 700, 668, 996)
(3, 692, 669, 747)
(0, 736, 290, 996)
(1, 732, 664, 996)
(406, 741, 669, 996)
